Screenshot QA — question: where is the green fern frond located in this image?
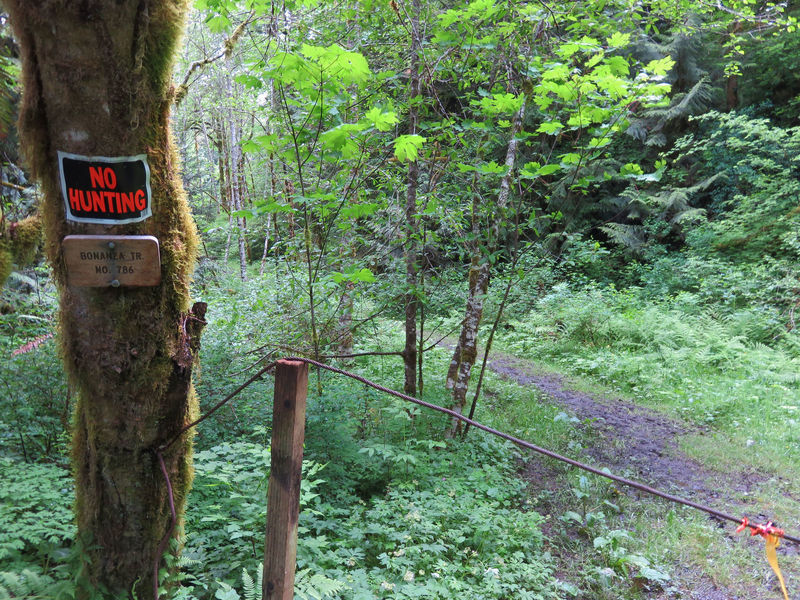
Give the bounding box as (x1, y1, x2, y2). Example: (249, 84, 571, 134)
(625, 120, 649, 142)
(646, 77, 713, 123)
(598, 223, 646, 250)
(684, 171, 727, 195)
(242, 566, 257, 600)
(669, 207, 706, 224)
(177, 555, 202, 568)
(645, 132, 667, 147)
(294, 568, 346, 600)
(0, 569, 51, 599)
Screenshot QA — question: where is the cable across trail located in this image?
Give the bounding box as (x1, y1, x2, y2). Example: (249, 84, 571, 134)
(153, 355, 798, 600)
(162, 356, 799, 545)
(285, 357, 800, 546)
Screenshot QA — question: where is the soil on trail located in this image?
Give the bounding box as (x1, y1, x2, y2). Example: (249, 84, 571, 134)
(489, 355, 755, 503)
(487, 353, 797, 600)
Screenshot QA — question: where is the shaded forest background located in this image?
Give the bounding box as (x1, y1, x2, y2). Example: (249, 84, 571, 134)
(2, 0, 800, 599)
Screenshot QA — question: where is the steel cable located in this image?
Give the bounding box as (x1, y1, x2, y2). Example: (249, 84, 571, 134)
(152, 355, 799, 599)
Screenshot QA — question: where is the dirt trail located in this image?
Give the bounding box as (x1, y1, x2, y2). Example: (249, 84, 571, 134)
(486, 353, 797, 600)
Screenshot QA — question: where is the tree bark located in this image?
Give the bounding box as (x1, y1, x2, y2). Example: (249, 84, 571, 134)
(224, 53, 249, 281)
(446, 103, 524, 435)
(403, 0, 422, 396)
(5, 1, 201, 596)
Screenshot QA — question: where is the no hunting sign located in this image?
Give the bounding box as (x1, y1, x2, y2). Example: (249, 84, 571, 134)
(58, 151, 152, 225)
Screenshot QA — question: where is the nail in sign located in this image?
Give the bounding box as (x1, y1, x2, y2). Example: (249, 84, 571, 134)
(58, 151, 152, 224)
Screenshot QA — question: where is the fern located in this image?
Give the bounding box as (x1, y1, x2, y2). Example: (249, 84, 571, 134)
(294, 569, 346, 600)
(0, 569, 53, 600)
(599, 222, 646, 251)
(241, 565, 263, 600)
(645, 77, 714, 123)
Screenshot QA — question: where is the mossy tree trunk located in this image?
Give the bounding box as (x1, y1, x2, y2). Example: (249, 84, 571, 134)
(5, 1, 202, 596)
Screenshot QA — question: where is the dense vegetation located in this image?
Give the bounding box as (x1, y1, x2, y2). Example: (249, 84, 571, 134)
(2, 0, 799, 598)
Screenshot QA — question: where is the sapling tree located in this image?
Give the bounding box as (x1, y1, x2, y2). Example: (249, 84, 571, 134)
(5, 1, 203, 595)
(401, 0, 423, 396)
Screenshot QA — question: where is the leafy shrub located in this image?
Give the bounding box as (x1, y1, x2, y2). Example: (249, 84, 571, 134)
(298, 438, 561, 599)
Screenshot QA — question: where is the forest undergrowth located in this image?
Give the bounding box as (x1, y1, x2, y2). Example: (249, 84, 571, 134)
(2, 260, 799, 600)
(3, 0, 800, 597)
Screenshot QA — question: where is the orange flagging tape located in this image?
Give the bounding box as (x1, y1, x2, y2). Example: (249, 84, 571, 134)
(737, 518, 789, 600)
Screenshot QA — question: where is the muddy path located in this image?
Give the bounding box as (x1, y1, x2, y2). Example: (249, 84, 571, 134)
(486, 353, 798, 600)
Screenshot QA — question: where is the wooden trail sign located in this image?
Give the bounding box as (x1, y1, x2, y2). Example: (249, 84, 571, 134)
(62, 235, 161, 287)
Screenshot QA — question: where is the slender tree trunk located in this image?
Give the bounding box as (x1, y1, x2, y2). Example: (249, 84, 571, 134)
(215, 119, 234, 268)
(224, 211, 233, 265)
(463, 257, 519, 438)
(225, 55, 248, 281)
(726, 21, 742, 111)
(5, 1, 202, 596)
(337, 280, 355, 357)
(259, 212, 272, 276)
(446, 104, 524, 435)
(403, 0, 422, 396)
(418, 226, 426, 396)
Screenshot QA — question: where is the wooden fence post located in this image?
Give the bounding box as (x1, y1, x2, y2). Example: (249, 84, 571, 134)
(263, 359, 309, 600)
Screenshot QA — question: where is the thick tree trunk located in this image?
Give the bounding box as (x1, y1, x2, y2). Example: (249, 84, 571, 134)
(6, 1, 201, 596)
(446, 104, 524, 435)
(403, 0, 422, 396)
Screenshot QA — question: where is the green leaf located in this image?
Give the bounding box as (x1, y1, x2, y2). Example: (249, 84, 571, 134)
(241, 140, 260, 153)
(537, 121, 563, 135)
(252, 198, 294, 214)
(559, 43, 581, 57)
(394, 134, 426, 162)
(477, 92, 524, 115)
(604, 55, 630, 77)
(363, 107, 399, 132)
(477, 161, 508, 175)
(620, 162, 644, 176)
(320, 123, 365, 158)
(588, 136, 612, 148)
(300, 44, 371, 85)
(538, 164, 561, 176)
(520, 161, 561, 179)
(330, 268, 376, 284)
(594, 73, 628, 97)
(234, 73, 263, 89)
(607, 32, 630, 48)
(205, 14, 232, 33)
(646, 57, 675, 77)
(340, 202, 379, 220)
(215, 583, 241, 600)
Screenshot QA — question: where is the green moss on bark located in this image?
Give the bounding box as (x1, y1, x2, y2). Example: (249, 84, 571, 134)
(0, 246, 10, 286)
(4, 1, 202, 597)
(0, 214, 42, 288)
